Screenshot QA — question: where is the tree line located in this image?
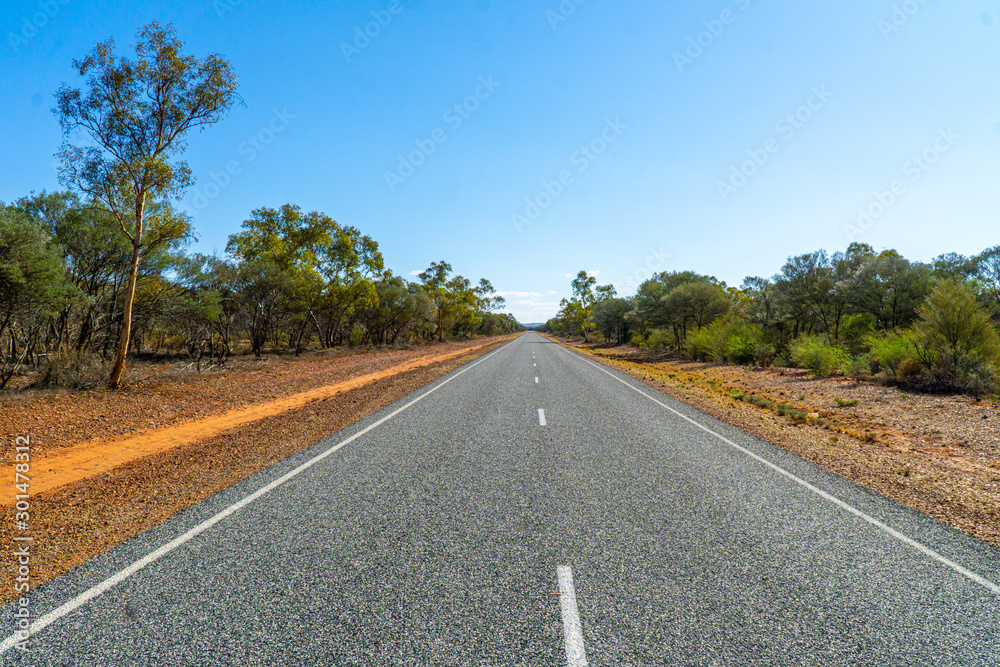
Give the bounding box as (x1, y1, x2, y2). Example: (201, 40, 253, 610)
(541, 243, 1000, 396)
(0, 194, 521, 389)
(0, 22, 520, 391)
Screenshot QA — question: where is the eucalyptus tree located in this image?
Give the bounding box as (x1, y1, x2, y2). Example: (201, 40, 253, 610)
(54, 21, 240, 387)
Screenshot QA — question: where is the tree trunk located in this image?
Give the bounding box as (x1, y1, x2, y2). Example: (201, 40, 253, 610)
(108, 199, 144, 388)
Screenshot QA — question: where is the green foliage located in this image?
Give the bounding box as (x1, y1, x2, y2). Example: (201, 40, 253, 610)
(866, 331, 918, 376)
(912, 280, 1000, 394)
(789, 334, 850, 377)
(686, 317, 762, 364)
(592, 297, 631, 344)
(841, 313, 875, 355)
(833, 397, 858, 407)
(54, 21, 241, 387)
(848, 251, 930, 330)
(0, 207, 66, 325)
(640, 330, 672, 350)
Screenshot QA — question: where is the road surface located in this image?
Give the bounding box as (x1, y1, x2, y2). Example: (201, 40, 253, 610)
(3, 332, 999, 665)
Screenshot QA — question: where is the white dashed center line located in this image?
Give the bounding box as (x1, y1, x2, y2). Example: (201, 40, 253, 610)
(538, 409, 547, 426)
(535, 377, 539, 384)
(557, 565, 588, 666)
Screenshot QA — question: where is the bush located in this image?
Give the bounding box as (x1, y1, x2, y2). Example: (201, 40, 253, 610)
(789, 334, 850, 377)
(752, 343, 776, 367)
(629, 333, 646, 347)
(641, 330, 672, 350)
(867, 331, 919, 376)
(686, 318, 762, 364)
(33, 348, 112, 389)
(842, 313, 876, 355)
(348, 325, 365, 347)
(897, 357, 922, 379)
(912, 280, 1000, 395)
(842, 356, 871, 380)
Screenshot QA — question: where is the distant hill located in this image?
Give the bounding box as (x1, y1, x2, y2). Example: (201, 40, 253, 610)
(520, 323, 545, 329)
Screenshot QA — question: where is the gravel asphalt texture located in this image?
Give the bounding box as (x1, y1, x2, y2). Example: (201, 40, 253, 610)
(2, 332, 998, 665)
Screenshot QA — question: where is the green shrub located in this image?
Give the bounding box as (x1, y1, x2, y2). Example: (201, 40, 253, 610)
(629, 333, 646, 347)
(641, 330, 673, 350)
(842, 356, 871, 380)
(912, 280, 1000, 395)
(897, 357, 922, 379)
(686, 318, 762, 364)
(789, 334, 850, 377)
(348, 325, 365, 347)
(753, 343, 776, 367)
(842, 313, 876, 355)
(867, 331, 918, 376)
(745, 395, 773, 409)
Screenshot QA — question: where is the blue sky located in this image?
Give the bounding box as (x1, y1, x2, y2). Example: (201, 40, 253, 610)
(2, 0, 998, 322)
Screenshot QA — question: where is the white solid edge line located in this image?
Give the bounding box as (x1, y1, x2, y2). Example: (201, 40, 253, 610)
(557, 565, 589, 667)
(0, 343, 512, 655)
(538, 409, 547, 426)
(566, 348, 1000, 597)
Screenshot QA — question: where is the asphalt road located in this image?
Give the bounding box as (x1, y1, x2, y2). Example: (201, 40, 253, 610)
(3, 332, 999, 665)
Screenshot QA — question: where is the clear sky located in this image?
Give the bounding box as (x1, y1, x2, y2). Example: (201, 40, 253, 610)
(2, 0, 998, 322)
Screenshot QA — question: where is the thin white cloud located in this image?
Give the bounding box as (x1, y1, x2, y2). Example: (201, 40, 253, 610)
(511, 299, 559, 307)
(497, 290, 541, 298)
(408, 270, 421, 276)
(548, 291, 558, 295)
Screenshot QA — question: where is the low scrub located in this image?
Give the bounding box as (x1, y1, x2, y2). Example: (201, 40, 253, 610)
(686, 318, 764, 365)
(911, 280, 1000, 396)
(33, 348, 112, 389)
(789, 335, 851, 378)
(867, 331, 918, 377)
